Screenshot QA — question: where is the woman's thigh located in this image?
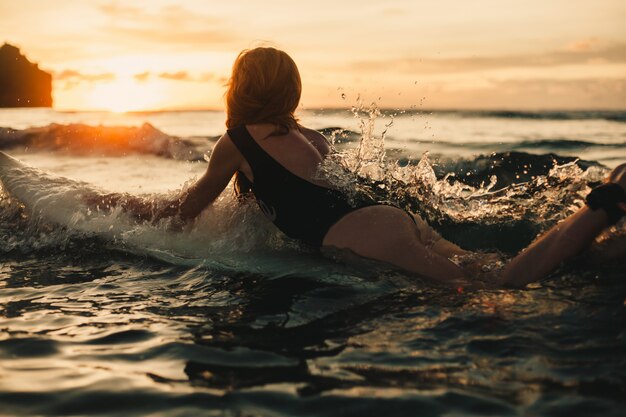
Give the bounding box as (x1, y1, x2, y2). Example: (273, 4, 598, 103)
(322, 205, 465, 284)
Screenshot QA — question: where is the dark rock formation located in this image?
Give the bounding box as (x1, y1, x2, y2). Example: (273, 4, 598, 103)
(0, 43, 52, 107)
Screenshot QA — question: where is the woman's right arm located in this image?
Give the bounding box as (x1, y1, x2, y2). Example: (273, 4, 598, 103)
(157, 134, 243, 222)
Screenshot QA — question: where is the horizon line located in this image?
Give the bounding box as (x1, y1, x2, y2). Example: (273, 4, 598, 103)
(20, 106, 626, 114)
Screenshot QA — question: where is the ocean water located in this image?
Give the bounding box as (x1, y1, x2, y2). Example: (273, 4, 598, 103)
(0, 107, 625, 416)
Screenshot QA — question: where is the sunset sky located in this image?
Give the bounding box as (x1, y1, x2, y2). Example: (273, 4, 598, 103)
(2, 0, 625, 111)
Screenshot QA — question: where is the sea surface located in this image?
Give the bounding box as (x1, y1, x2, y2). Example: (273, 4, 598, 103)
(0, 107, 625, 416)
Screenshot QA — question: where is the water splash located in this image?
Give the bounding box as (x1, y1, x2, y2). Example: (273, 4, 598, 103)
(317, 103, 616, 250)
(0, 160, 275, 262)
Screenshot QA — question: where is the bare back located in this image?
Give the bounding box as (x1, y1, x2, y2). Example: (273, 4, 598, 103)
(235, 124, 332, 188)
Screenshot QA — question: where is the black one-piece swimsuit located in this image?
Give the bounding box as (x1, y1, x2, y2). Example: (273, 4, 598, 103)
(227, 125, 362, 247)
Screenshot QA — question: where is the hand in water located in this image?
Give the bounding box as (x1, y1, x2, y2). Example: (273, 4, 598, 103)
(152, 199, 180, 223)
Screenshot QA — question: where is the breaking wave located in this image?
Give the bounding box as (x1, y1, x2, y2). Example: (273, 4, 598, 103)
(0, 122, 210, 160)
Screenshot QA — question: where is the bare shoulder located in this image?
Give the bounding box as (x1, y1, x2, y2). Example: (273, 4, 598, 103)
(211, 132, 240, 156)
(202, 132, 245, 174)
(299, 126, 328, 143)
(299, 126, 332, 157)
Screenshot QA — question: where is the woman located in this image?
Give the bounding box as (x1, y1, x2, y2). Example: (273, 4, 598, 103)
(162, 47, 626, 288)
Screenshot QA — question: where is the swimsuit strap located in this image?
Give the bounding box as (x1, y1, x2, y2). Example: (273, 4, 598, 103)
(227, 125, 282, 177)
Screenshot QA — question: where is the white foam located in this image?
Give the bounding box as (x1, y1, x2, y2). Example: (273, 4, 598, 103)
(0, 152, 363, 279)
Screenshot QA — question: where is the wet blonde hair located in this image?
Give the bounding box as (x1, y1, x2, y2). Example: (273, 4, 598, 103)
(225, 47, 301, 133)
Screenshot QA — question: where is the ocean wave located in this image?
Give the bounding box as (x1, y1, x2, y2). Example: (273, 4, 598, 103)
(511, 139, 626, 150)
(440, 151, 603, 187)
(393, 138, 625, 153)
(312, 108, 626, 122)
(0, 123, 209, 160)
(396, 150, 605, 186)
(421, 110, 626, 123)
(318, 127, 361, 143)
(464, 110, 626, 122)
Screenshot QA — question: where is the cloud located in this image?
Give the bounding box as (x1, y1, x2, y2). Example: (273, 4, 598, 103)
(382, 7, 405, 16)
(493, 77, 626, 99)
(55, 69, 217, 84)
(419, 77, 626, 110)
(54, 69, 115, 82)
(100, 3, 144, 21)
(158, 71, 218, 82)
(566, 37, 602, 53)
(199, 73, 216, 82)
(348, 42, 626, 74)
(134, 71, 150, 82)
(99, 2, 238, 47)
(54, 69, 81, 79)
(159, 71, 191, 81)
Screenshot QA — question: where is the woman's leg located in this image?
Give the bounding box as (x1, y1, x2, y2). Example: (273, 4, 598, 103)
(500, 164, 626, 288)
(410, 212, 469, 258)
(323, 205, 468, 286)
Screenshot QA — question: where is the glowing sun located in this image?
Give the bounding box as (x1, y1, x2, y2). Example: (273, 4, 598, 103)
(89, 77, 163, 113)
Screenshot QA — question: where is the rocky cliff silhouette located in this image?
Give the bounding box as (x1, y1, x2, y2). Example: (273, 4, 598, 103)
(0, 43, 52, 107)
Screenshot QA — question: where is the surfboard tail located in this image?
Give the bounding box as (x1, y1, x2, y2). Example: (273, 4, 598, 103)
(0, 151, 25, 171)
